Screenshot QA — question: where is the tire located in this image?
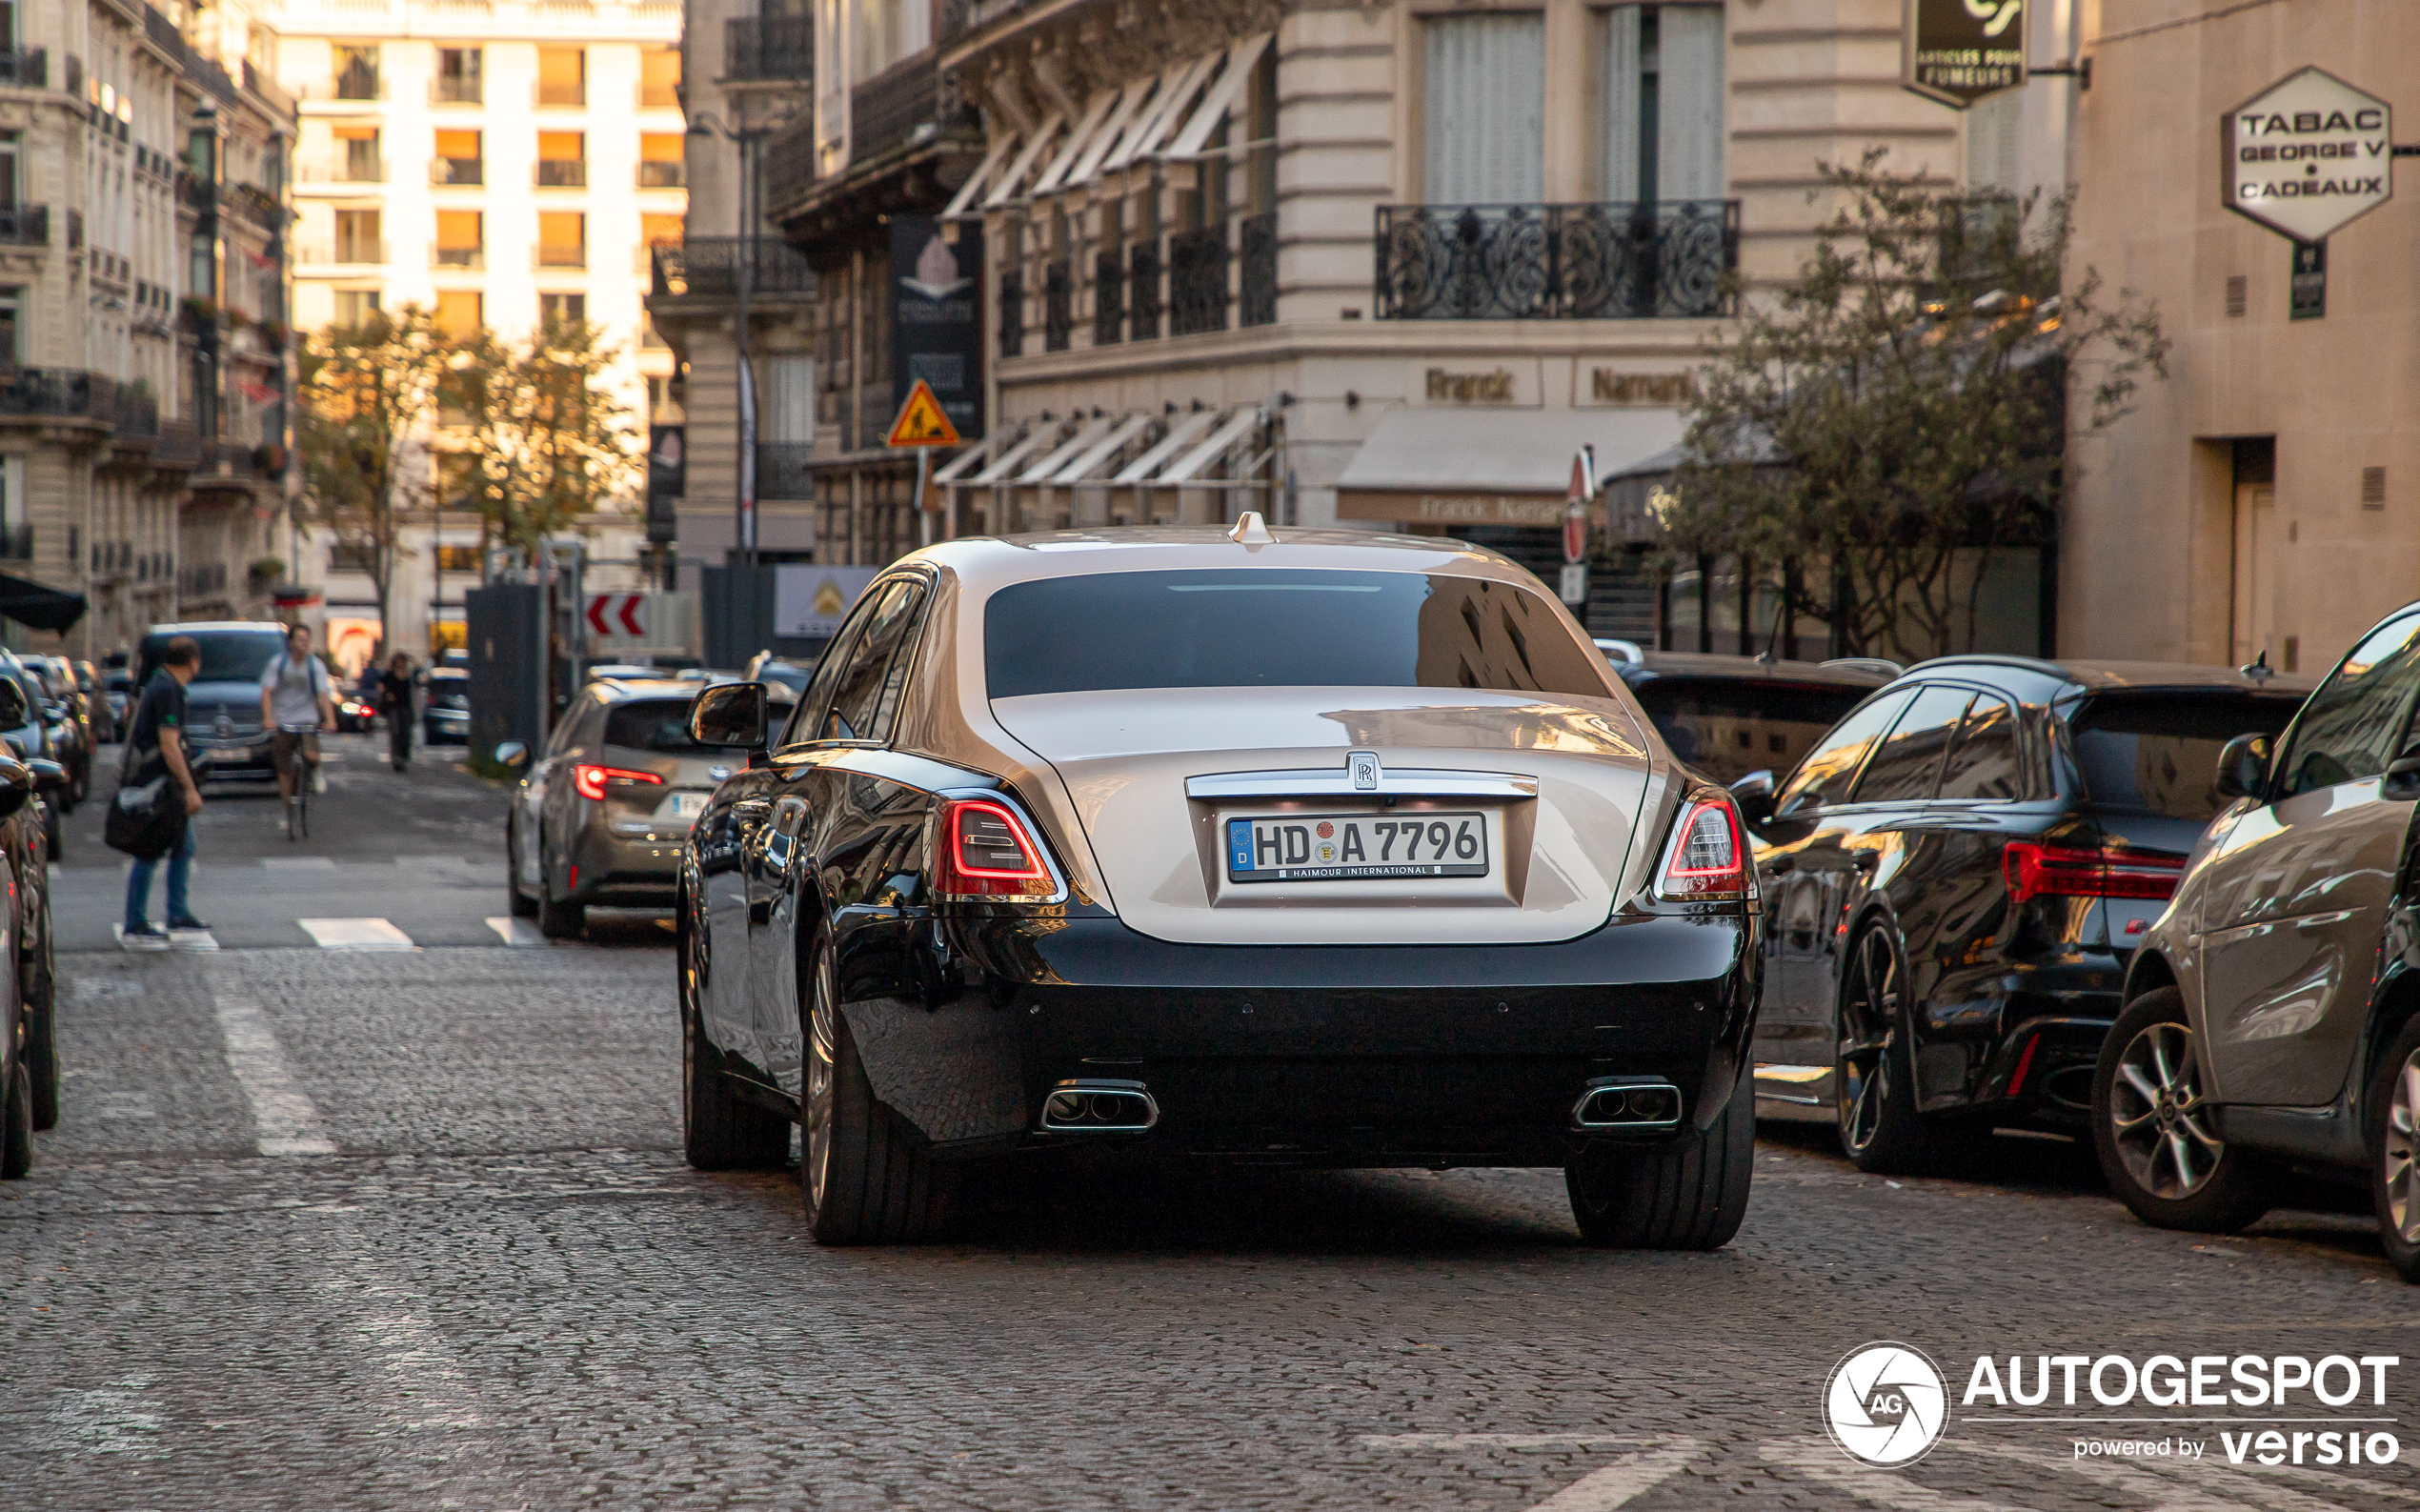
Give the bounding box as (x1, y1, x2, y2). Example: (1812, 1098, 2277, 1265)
(1566, 1064, 1755, 1249)
(1, 1054, 30, 1179)
(24, 976, 54, 1134)
(1835, 925, 1930, 1175)
(680, 912, 789, 1170)
(2092, 987, 2270, 1234)
(800, 925, 950, 1244)
(536, 839, 585, 939)
(2367, 1017, 2420, 1282)
(506, 819, 538, 918)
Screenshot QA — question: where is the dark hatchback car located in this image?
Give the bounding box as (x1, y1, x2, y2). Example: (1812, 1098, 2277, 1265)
(1736, 656, 2313, 1172)
(1611, 653, 1895, 785)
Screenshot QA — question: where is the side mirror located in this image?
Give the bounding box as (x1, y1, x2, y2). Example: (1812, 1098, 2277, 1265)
(0, 679, 26, 731)
(2213, 733, 2271, 802)
(0, 756, 29, 818)
(689, 681, 769, 751)
(1728, 769, 1777, 831)
(26, 757, 64, 792)
(494, 740, 529, 770)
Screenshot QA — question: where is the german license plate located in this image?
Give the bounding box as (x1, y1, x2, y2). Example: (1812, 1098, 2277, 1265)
(1225, 812, 1488, 883)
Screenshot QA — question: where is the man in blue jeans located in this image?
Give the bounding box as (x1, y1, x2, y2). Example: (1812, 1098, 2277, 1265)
(121, 636, 208, 951)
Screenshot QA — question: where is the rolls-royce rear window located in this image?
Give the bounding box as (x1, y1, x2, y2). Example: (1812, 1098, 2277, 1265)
(984, 570, 1613, 699)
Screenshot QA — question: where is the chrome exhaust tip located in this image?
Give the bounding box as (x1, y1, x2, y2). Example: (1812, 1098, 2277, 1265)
(1040, 1079, 1159, 1133)
(1573, 1078, 1683, 1130)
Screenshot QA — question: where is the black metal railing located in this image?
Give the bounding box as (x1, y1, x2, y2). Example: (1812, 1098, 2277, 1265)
(755, 442, 815, 499)
(0, 368, 99, 419)
(1240, 212, 1277, 327)
(0, 525, 30, 560)
(0, 48, 45, 88)
(535, 159, 587, 188)
(227, 182, 283, 232)
(725, 16, 813, 82)
(335, 60, 380, 100)
(1374, 200, 1739, 320)
(1042, 258, 1072, 352)
(650, 237, 815, 298)
(433, 157, 483, 185)
(851, 53, 937, 162)
(637, 160, 683, 188)
(0, 205, 47, 245)
(997, 268, 1023, 358)
(1092, 248, 1124, 346)
(1169, 227, 1229, 336)
(1128, 240, 1161, 340)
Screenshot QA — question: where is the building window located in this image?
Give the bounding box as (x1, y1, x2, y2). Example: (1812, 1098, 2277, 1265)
(536, 211, 584, 268)
(335, 124, 380, 182)
(1603, 4, 1724, 203)
(434, 291, 481, 339)
(638, 133, 684, 188)
(333, 44, 380, 101)
(434, 129, 481, 186)
(1422, 12, 1544, 204)
(334, 208, 382, 264)
(1966, 91, 2021, 195)
(763, 354, 814, 444)
(639, 46, 679, 110)
(535, 47, 584, 108)
(0, 131, 19, 209)
(333, 288, 380, 326)
(434, 543, 481, 571)
(434, 209, 482, 268)
(539, 292, 586, 328)
(536, 131, 585, 188)
(434, 47, 482, 104)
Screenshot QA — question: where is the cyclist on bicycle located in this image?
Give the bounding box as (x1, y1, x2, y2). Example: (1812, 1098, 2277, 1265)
(260, 622, 336, 826)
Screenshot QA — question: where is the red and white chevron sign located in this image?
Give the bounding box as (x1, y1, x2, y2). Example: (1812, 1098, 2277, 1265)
(585, 594, 649, 641)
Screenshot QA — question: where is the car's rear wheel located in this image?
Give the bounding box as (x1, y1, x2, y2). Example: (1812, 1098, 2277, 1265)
(2367, 1017, 2420, 1282)
(1836, 925, 1930, 1174)
(506, 817, 538, 918)
(536, 838, 585, 939)
(801, 925, 949, 1244)
(2092, 987, 2270, 1234)
(1, 1051, 30, 1179)
(680, 914, 788, 1171)
(1566, 1064, 1754, 1249)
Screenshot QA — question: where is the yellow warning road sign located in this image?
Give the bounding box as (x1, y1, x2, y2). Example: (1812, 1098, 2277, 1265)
(885, 379, 961, 448)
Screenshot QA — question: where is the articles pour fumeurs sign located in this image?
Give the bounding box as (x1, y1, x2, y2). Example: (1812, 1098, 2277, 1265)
(2223, 66, 2393, 243)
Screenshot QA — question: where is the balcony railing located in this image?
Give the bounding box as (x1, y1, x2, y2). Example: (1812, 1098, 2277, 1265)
(0, 48, 47, 89)
(535, 160, 587, 188)
(226, 183, 286, 232)
(534, 80, 584, 108)
(650, 237, 815, 299)
(431, 75, 482, 104)
(851, 53, 937, 162)
(1240, 212, 1277, 328)
(1169, 227, 1229, 336)
(1092, 249, 1124, 347)
(1042, 258, 1072, 353)
(725, 16, 813, 82)
(0, 524, 30, 560)
(534, 245, 586, 269)
(755, 442, 814, 500)
(299, 240, 390, 266)
(0, 368, 102, 419)
(0, 205, 47, 246)
(1374, 200, 1739, 320)
(432, 157, 483, 186)
(434, 244, 484, 269)
(298, 158, 384, 184)
(997, 268, 1022, 359)
(638, 161, 684, 189)
(333, 64, 381, 101)
(1127, 240, 1161, 341)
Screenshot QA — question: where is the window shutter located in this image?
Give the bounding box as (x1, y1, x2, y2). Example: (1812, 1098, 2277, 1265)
(1423, 14, 1544, 204)
(764, 356, 816, 444)
(1657, 5, 1724, 201)
(1601, 6, 1643, 202)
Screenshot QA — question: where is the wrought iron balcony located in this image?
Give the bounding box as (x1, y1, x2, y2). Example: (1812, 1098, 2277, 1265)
(1375, 200, 1739, 320)
(431, 74, 481, 104)
(755, 442, 815, 500)
(0, 368, 103, 419)
(725, 16, 813, 83)
(1169, 227, 1229, 336)
(534, 244, 586, 270)
(0, 48, 47, 89)
(650, 237, 815, 300)
(432, 244, 483, 269)
(535, 160, 587, 188)
(1042, 258, 1072, 353)
(0, 204, 47, 246)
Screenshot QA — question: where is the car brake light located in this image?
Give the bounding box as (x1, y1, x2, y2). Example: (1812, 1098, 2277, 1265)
(2003, 840, 2185, 906)
(573, 763, 664, 801)
(1659, 796, 1750, 901)
(936, 797, 1057, 899)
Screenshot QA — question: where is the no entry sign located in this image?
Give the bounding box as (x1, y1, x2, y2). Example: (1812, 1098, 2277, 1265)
(2223, 67, 2393, 243)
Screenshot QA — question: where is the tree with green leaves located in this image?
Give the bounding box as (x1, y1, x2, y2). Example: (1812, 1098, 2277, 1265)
(447, 316, 643, 560)
(297, 307, 453, 641)
(1661, 151, 2170, 662)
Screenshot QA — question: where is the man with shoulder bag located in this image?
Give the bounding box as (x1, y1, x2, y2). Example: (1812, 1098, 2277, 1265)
(112, 636, 207, 951)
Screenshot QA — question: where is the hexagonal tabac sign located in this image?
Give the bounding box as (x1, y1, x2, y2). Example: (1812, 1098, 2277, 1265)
(2224, 67, 2393, 242)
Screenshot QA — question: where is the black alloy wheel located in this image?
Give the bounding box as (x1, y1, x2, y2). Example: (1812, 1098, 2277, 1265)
(2091, 987, 2270, 1234)
(800, 924, 949, 1245)
(1565, 1065, 1755, 1249)
(2368, 1017, 2420, 1282)
(1836, 924, 1928, 1175)
(678, 903, 787, 1171)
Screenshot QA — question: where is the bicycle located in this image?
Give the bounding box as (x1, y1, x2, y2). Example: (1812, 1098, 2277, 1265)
(276, 723, 321, 841)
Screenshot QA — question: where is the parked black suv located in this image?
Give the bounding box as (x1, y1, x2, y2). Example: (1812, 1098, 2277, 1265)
(1735, 656, 2313, 1173)
(1610, 652, 1896, 785)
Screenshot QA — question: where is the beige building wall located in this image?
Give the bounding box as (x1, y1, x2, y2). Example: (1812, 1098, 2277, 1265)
(2062, 0, 2419, 671)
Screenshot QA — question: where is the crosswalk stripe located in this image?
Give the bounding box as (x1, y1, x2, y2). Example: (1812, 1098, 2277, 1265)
(298, 917, 416, 950)
(484, 917, 548, 947)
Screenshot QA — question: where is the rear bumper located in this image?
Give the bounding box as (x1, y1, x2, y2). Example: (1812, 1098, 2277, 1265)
(837, 904, 1760, 1166)
(570, 822, 683, 906)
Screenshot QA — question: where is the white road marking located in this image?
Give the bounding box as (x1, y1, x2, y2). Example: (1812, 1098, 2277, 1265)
(40, 1376, 167, 1458)
(298, 917, 416, 950)
(211, 995, 336, 1156)
(1365, 1434, 1697, 1512)
(484, 916, 548, 947)
(259, 857, 338, 870)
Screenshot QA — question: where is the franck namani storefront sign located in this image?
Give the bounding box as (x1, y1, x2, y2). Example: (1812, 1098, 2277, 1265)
(2224, 67, 2393, 242)
(1903, 0, 2026, 109)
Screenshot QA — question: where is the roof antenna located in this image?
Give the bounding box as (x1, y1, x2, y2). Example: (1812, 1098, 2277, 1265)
(1229, 511, 1275, 546)
(2240, 649, 2273, 681)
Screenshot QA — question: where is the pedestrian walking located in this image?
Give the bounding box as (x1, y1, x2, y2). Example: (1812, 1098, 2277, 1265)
(377, 652, 415, 772)
(120, 636, 207, 951)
